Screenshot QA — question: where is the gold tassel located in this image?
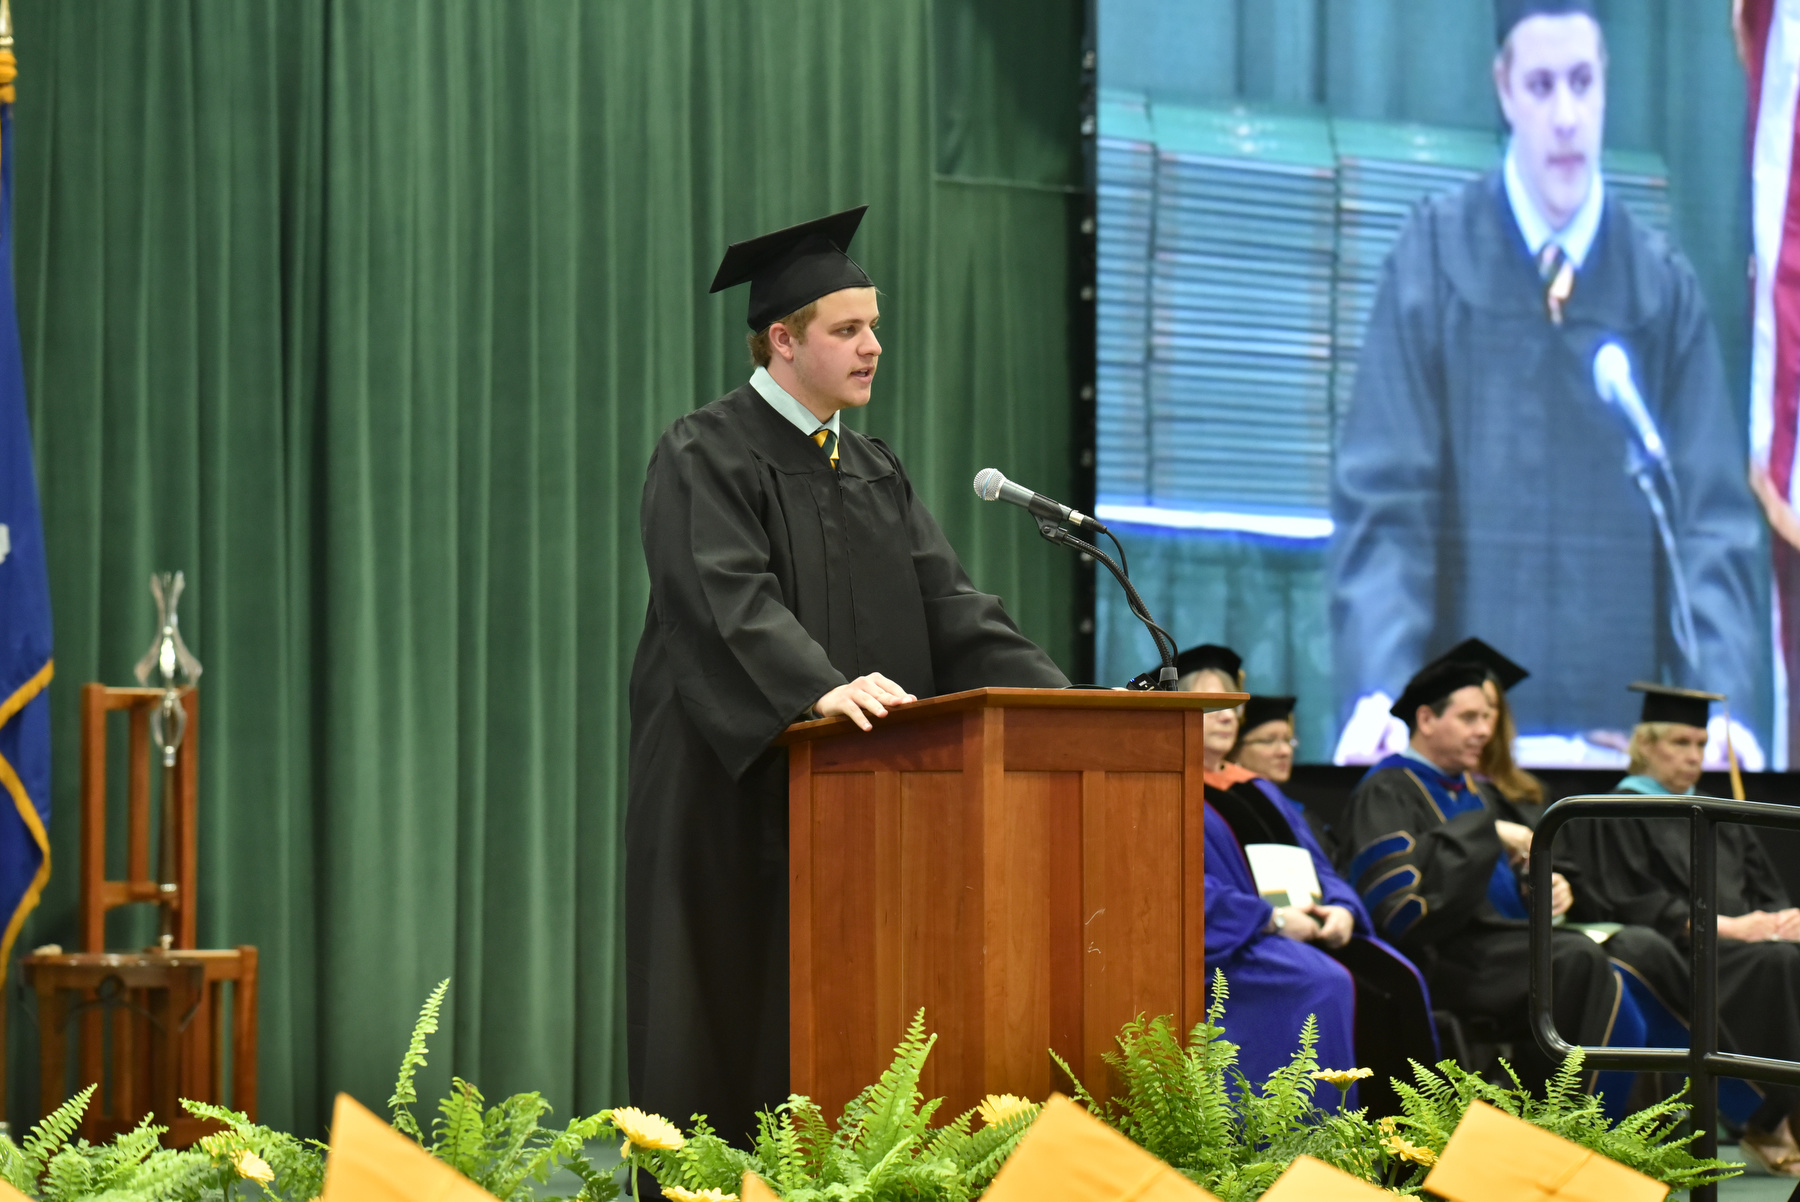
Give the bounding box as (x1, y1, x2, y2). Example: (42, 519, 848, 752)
(1724, 702, 1746, 801)
(0, 0, 15, 104)
(0, 0, 16, 188)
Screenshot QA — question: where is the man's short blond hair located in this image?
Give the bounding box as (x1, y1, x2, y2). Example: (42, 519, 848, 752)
(1627, 722, 1692, 776)
(747, 300, 820, 368)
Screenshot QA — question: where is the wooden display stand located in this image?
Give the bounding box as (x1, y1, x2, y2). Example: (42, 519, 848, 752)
(23, 948, 258, 1145)
(781, 686, 1241, 1121)
(19, 685, 258, 1143)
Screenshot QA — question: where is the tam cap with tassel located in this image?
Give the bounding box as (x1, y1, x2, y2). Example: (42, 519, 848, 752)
(1629, 681, 1720, 730)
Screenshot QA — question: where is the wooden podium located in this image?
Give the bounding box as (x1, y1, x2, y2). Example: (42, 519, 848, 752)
(781, 686, 1242, 1121)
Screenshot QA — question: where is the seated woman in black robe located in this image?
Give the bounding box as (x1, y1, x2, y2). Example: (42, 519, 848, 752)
(1231, 693, 1336, 857)
(1566, 683, 1800, 1176)
(1230, 694, 1297, 786)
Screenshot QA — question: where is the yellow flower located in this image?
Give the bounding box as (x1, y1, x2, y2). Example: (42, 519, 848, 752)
(1377, 1116, 1397, 1133)
(662, 1189, 738, 1202)
(1310, 1068, 1373, 1090)
(976, 1093, 1038, 1128)
(1380, 1133, 1437, 1167)
(231, 1148, 275, 1185)
(610, 1106, 686, 1155)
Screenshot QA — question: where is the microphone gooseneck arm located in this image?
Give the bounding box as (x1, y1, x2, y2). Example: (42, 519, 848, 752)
(1627, 447, 1700, 673)
(1035, 517, 1180, 690)
(1593, 344, 1699, 675)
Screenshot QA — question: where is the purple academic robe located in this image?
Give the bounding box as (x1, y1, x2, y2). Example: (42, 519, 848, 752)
(1204, 778, 1436, 1113)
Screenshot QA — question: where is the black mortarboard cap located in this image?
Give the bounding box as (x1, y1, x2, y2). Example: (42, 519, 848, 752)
(1495, 0, 1598, 44)
(1241, 695, 1296, 734)
(1630, 682, 1721, 729)
(1390, 660, 1490, 725)
(1173, 644, 1243, 686)
(1426, 638, 1529, 693)
(709, 205, 875, 331)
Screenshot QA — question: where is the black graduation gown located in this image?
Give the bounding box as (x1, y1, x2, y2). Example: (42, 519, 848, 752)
(626, 384, 1067, 1143)
(1563, 797, 1800, 1119)
(1336, 763, 1626, 1087)
(1331, 172, 1762, 739)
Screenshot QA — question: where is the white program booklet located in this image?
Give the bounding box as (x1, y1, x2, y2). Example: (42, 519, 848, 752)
(1244, 843, 1323, 909)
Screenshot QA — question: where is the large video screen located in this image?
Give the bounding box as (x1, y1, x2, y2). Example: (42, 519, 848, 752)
(1093, 1, 1790, 768)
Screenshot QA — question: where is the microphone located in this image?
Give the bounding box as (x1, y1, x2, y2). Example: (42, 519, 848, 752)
(1592, 342, 1667, 465)
(972, 468, 1108, 534)
(1593, 340, 1699, 671)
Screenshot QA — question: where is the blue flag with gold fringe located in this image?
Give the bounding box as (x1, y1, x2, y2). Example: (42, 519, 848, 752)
(0, 34, 52, 968)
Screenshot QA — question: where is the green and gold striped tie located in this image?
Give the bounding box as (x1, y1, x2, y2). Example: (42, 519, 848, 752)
(812, 426, 839, 468)
(1538, 243, 1574, 326)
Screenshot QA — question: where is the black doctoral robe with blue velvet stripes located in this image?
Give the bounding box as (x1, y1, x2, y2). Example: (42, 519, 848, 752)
(1335, 760, 1628, 1088)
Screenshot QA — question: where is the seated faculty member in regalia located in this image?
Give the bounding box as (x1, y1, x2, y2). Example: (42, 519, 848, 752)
(1329, 0, 1762, 766)
(1183, 646, 1436, 1117)
(1335, 659, 1650, 1092)
(1420, 640, 1691, 1111)
(1566, 683, 1800, 1175)
(626, 206, 1068, 1147)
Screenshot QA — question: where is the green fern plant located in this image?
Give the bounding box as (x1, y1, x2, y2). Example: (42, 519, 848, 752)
(388, 977, 449, 1143)
(1054, 973, 1372, 1202)
(1057, 969, 1741, 1202)
(183, 1098, 327, 1200)
(387, 982, 618, 1202)
(0, 1085, 93, 1194)
(641, 1010, 1037, 1201)
(35, 1117, 206, 1202)
(1386, 1052, 1739, 1194)
(0, 1086, 218, 1202)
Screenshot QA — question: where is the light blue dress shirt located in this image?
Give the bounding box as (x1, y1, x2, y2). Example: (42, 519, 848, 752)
(1503, 139, 1605, 268)
(750, 366, 839, 442)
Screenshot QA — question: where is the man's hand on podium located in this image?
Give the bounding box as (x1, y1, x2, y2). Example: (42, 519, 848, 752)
(815, 673, 916, 731)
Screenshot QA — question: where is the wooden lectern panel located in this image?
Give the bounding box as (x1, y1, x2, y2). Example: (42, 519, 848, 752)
(783, 687, 1240, 1121)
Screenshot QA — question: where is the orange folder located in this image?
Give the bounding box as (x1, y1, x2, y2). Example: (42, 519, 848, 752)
(319, 1092, 499, 1202)
(1260, 1154, 1395, 1202)
(982, 1094, 1219, 1201)
(1423, 1100, 1667, 1202)
(742, 1172, 781, 1201)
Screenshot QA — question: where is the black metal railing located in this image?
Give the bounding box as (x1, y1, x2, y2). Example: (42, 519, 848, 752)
(1530, 795, 1800, 1202)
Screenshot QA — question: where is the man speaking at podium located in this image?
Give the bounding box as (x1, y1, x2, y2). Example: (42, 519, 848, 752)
(627, 206, 1067, 1146)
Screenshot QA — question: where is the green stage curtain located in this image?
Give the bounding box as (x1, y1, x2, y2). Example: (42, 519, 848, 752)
(10, 0, 1078, 1135)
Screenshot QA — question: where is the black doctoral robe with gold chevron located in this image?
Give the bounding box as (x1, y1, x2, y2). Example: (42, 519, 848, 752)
(1336, 761, 1629, 1089)
(626, 383, 1066, 1145)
